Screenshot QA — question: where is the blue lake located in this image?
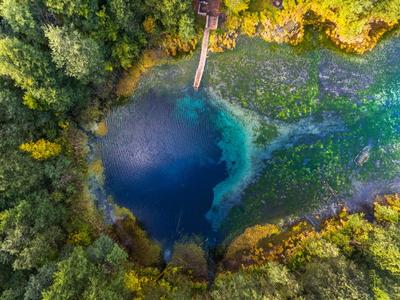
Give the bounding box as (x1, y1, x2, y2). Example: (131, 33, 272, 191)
(100, 35, 400, 246)
(100, 89, 245, 245)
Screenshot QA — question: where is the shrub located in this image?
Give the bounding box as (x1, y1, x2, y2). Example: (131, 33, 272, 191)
(169, 241, 208, 280)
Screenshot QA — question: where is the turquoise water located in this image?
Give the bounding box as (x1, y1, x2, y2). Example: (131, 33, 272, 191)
(100, 32, 400, 243)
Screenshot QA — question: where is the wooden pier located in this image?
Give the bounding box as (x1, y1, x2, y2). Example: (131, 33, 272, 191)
(193, 23, 210, 89)
(193, 0, 220, 90)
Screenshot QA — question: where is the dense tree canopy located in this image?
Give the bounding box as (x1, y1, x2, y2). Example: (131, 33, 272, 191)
(1, 0, 400, 299)
(45, 25, 105, 83)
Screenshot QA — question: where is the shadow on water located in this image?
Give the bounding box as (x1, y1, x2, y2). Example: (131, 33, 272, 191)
(100, 88, 229, 246)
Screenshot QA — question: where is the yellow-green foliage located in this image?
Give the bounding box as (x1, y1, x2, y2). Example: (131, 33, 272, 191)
(209, 15, 240, 52)
(114, 204, 136, 221)
(22, 92, 38, 109)
(67, 224, 92, 246)
(252, 221, 317, 264)
(94, 121, 108, 137)
(222, 0, 400, 53)
(375, 203, 399, 224)
(241, 13, 259, 36)
(225, 224, 280, 262)
(365, 226, 400, 276)
(68, 184, 105, 245)
(160, 34, 198, 57)
(225, 14, 242, 31)
(88, 159, 105, 185)
(212, 262, 301, 299)
(143, 16, 156, 34)
(374, 194, 400, 224)
(209, 32, 238, 52)
(225, 0, 250, 14)
(288, 237, 340, 268)
(19, 139, 62, 160)
(124, 270, 150, 298)
(116, 49, 165, 97)
(223, 197, 400, 273)
(321, 210, 373, 254)
(309, 0, 400, 53)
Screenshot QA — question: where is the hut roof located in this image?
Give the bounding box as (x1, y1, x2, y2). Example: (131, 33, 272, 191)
(207, 0, 221, 17)
(195, 0, 221, 17)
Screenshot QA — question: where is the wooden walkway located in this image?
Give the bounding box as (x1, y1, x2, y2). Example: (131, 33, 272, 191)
(193, 25, 210, 90)
(193, 14, 220, 90)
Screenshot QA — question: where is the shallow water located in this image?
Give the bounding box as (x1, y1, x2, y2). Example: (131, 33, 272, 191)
(99, 32, 400, 244)
(208, 35, 400, 235)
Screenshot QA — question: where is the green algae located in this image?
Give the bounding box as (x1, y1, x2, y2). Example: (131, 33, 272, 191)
(253, 123, 279, 148)
(208, 35, 400, 238)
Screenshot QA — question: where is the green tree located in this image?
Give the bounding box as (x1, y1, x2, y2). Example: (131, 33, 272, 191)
(87, 235, 128, 269)
(364, 225, 400, 276)
(44, 0, 97, 17)
(178, 15, 196, 41)
(0, 0, 42, 39)
(211, 263, 301, 299)
(0, 262, 28, 300)
(43, 236, 129, 300)
(0, 37, 77, 111)
(301, 257, 371, 299)
(45, 25, 105, 83)
(144, 0, 195, 40)
(44, 0, 100, 32)
(42, 247, 92, 300)
(111, 35, 141, 70)
(24, 264, 57, 300)
(107, 0, 143, 32)
(224, 0, 250, 14)
(0, 195, 65, 270)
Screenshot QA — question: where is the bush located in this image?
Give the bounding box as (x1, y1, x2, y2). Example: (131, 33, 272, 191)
(169, 241, 208, 280)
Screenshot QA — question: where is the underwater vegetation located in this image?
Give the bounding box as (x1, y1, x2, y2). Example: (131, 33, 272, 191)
(204, 34, 400, 238)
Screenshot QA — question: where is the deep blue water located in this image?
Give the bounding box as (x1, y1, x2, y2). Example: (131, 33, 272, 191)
(100, 90, 229, 245)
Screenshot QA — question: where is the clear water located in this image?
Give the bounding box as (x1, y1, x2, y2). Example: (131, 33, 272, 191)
(100, 89, 248, 245)
(100, 32, 400, 244)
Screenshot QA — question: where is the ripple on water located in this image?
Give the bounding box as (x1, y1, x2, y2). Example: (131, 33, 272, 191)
(100, 89, 249, 245)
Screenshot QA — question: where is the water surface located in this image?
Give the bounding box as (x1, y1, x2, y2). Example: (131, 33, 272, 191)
(100, 89, 247, 244)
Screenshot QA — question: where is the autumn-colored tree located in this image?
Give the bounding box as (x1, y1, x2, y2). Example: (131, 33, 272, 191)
(241, 13, 259, 36)
(143, 16, 156, 33)
(161, 34, 197, 56)
(19, 139, 62, 160)
(224, 224, 280, 265)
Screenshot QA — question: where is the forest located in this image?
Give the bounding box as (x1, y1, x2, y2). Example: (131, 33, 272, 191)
(0, 0, 400, 299)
